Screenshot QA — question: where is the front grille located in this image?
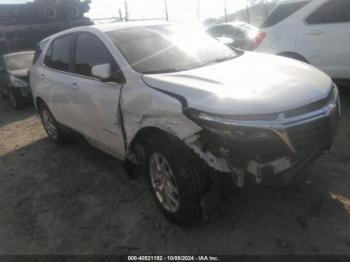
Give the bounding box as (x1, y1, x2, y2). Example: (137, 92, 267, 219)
(287, 117, 333, 153)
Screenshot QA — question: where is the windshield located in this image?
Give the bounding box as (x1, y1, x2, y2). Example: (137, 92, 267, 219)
(106, 24, 238, 74)
(5, 53, 34, 71)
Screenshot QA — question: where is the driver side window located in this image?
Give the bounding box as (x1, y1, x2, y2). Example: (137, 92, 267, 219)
(74, 33, 119, 78)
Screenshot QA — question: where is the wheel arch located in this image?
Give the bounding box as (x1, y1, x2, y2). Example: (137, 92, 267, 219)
(278, 52, 309, 63)
(126, 125, 188, 164)
(128, 126, 182, 151)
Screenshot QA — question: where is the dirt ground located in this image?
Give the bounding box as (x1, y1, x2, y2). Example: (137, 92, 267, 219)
(0, 88, 349, 255)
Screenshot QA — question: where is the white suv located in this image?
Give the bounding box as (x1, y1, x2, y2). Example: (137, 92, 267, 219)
(30, 22, 340, 225)
(256, 0, 350, 80)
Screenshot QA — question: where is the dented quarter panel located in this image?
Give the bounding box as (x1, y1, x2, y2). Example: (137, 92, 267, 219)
(120, 78, 202, 153)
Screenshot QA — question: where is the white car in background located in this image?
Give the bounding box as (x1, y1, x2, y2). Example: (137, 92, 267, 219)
(30, 22, 340, 225)
(255, 0, 350, 81)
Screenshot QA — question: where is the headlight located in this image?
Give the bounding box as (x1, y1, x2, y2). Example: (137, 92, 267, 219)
(10, 75, 28, 88)
(330, 83, 341, 116)
(185, 108, 275, 141)
(330, 83, 339, 103)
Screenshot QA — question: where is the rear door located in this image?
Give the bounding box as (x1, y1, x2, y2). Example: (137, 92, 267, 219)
(297, 0, 350, 79)
(41, 33, 82, 130)
(69, 32, 125, 157)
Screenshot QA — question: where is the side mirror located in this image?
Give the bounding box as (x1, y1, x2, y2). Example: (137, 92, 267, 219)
(92, 63, 112, 80)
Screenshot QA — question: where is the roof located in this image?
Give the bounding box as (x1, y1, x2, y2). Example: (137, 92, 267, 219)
(39, 20, 173, 43)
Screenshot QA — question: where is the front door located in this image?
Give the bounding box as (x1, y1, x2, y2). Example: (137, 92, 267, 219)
(69, 32, 125, 157)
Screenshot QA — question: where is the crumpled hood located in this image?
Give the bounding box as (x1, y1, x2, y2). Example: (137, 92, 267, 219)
(143, 52, 332, 115)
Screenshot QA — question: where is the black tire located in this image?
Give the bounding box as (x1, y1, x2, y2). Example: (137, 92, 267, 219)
(144, 133, 210, 226)
(38, 102, 67, 144)
(65, 3, 82, 19)
(8, 86, 25, 109)
(41, 4, 58, 21)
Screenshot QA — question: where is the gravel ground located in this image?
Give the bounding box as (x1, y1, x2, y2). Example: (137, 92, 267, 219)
(0, 87, 349, 255)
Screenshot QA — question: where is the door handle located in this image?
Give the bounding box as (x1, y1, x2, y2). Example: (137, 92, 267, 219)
(71, 82, 79, 89)
(39, 73, 45, 79)
(307, 30, 324, 36)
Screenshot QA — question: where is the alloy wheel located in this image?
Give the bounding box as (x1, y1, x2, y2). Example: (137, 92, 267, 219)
(41, 108, 58, 140)
(149, 152, 180, 213)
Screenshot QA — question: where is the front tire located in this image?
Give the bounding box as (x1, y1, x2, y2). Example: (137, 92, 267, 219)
(145, 134, 210, 226)
(39, 103, 67, 144)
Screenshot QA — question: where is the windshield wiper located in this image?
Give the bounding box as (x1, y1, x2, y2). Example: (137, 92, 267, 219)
(143, 56, 236, 74)
(143, 68, 184, 74)
(197, 56, 236, 68)
(183, 56, 237, 71)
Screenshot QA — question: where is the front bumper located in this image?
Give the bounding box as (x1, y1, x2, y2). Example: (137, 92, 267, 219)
(188, 85, 341, 187)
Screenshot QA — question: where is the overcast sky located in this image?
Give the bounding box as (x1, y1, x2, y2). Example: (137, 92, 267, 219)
(0, 0, 248, 22)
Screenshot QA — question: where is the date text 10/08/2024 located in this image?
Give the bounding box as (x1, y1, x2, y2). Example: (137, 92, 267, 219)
(128, 256, 220, 261)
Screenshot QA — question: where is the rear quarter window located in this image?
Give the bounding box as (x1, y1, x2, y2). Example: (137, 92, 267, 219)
(44, 34, 73, 72)
(305, 0, 350, 24)
(261, 1, 311, 28)
(33, 40, 48, 65)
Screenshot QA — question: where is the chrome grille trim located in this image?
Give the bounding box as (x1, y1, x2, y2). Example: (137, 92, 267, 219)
(203, 86, 340, 153)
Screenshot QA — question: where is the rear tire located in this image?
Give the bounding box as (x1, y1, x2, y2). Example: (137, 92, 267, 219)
(38, 102, 68, 144)
(144, 133, 210, 226)
(8, 87, 24, 109)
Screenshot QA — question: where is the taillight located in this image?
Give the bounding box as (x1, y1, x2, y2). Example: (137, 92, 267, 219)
(252, 31, 266, 49)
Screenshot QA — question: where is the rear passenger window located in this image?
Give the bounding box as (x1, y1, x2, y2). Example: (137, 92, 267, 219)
(74, 33, 116, 77)
(44, 34, 73, 72)
(261, 1, 311, 28)
(33, 40, 48, 65)
(306, 0, 350, 24)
